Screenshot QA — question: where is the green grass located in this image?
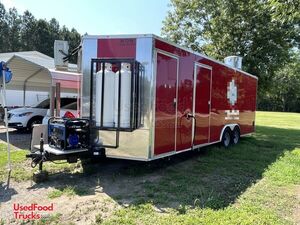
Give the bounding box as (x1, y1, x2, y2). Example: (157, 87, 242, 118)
(0, 144, 82, 182)
(0, 111, 299, 224)
(256, 111, 300, 129)
(48, 185, 89, 199)
(47, 186, 76, 199)
(0, 145, 30, 182)
(100, 111, 300, 225)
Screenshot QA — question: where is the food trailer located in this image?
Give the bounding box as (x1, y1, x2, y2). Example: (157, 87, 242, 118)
(28, 34, 257, 172)
(80, 34, 257, 160)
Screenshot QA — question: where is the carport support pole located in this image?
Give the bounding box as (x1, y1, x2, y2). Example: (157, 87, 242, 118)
(23, 86, 26, 107)
(50, 86, 55, 117)
(55, 83, 61, 117)
(1, 68, 11, 189)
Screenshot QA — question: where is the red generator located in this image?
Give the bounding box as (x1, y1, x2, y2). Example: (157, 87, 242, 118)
(79, 34, 257, 161)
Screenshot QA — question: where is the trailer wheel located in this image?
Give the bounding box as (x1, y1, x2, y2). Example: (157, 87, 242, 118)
(221, 128, 231, 148)
(232, 127, 240, 145)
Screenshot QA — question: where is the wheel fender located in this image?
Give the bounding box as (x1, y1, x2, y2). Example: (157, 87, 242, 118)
(219, 124, 240, 141)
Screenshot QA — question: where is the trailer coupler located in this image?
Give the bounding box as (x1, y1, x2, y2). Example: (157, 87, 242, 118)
(26, 151, 49, 183)
(26, 151, 47, 169)
(26, 134, 49, 183)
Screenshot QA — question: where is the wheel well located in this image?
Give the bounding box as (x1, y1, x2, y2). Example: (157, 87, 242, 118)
(27, 116, 44, 127)
(219, 124, 240, 141)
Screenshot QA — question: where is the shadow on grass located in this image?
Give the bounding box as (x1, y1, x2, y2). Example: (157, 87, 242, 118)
(27, 125, 300, 210)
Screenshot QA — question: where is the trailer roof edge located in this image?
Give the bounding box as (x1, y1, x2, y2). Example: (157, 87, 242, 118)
(152, 34, 258, 80)
(83, 34, 258, 80)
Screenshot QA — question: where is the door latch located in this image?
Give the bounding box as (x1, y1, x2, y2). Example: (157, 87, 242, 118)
(186, 113, 194, 119)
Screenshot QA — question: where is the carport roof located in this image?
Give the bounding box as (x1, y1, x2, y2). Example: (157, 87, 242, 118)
(0, 51, 56, 69)
(0, 51, 80, 92)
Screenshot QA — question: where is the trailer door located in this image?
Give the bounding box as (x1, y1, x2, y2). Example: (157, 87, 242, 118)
(192, 63, 212, 145)
(154, 51, 178, 155)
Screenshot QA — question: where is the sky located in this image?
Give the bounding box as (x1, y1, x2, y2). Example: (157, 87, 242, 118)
(1, 0, 170, 35)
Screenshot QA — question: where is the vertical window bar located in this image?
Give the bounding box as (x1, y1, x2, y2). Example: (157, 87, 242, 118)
(100, 62, 105, 127)
(130, 62, 134, 130)
(117, 62, 121, 130)
(136, 63, 139, 128)
(89, 60, 95, 147)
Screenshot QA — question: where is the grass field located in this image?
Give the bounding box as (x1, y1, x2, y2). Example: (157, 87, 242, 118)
(0, 148, 81, 182)
(100, 111, 300, 225)
(0, 111, 299, 224)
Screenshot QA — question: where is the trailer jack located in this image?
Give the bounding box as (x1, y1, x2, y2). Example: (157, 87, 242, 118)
(26, 134, 48, 183)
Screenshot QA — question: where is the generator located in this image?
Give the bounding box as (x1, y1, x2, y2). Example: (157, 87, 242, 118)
(48, 118, 90, 150)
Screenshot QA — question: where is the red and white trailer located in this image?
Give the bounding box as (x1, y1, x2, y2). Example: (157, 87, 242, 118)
(78, 34, 257, 161)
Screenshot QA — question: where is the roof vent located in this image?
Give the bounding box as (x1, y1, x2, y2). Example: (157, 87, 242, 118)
(224, 56, 242, 69)
(54, 40, 69, 70)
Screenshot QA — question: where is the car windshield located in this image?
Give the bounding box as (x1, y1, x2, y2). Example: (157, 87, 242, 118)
(33, 98, 77, 109)
(33, 99, 50, 108)
(62, 102, 77, 110)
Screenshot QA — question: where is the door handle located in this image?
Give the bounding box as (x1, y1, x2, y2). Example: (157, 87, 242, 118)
(186, 113, 193, 120)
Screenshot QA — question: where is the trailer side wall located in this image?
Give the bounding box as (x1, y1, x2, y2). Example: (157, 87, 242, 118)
(153, 38, 257, 157)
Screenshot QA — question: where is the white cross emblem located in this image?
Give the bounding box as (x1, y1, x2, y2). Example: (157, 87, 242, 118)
(227, 79, 237, 105)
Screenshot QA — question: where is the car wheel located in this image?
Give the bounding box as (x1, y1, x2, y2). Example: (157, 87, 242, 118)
(232, 127, 240, 145)
(221, 128, 231, 148)
(27, 117, 43, 130)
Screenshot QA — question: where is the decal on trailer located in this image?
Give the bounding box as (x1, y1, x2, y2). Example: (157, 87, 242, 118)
(225, 110, 239, 120)
(227, 79, 237, 105)
(225, 79, 239, 120)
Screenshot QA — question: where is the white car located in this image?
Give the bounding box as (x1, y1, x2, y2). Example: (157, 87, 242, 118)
(42, 101, 79, 125)
(8, 97, 77, 130)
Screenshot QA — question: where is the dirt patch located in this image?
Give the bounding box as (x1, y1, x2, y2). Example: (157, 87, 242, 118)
(0, 159, 165, 225)
(0, 180, 119, 225)
(293, 185, 300, 225)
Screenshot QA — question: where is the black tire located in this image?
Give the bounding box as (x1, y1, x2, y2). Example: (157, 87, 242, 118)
(231, 127, 240, 145)
(27, 116, 43, 130)
(89, 147, 106, 163)
(221, 128, 232, 148)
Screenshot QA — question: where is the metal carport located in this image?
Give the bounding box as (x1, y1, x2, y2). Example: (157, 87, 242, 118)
(0, 51, 81, 111)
